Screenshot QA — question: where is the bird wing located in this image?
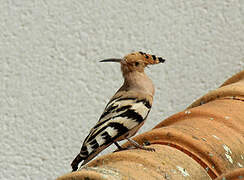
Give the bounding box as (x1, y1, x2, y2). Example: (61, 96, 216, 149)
(79, 91, 152, 165)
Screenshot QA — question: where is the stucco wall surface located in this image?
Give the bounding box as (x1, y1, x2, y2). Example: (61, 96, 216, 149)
(0, 0, 243, 179)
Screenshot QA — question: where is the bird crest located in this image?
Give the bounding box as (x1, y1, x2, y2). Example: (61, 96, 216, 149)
(124, 52, 165, 65)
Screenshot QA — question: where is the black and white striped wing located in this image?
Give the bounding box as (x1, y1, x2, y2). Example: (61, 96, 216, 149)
(79, 97, 152, 164)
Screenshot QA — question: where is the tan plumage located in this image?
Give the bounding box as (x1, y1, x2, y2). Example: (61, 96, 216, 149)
(71, 52, 165, 171)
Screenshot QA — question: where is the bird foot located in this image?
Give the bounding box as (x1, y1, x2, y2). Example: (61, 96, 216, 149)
(113, 139, 155, 152)
(139, 146, 155, 152)
(126, 138, 155, 152)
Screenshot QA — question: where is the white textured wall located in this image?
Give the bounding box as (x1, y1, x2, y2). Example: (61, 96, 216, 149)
(0, 0, 243, 179)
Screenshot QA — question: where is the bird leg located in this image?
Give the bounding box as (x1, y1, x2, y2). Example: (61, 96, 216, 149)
(126, 138, 155, 152)
(113, 142, 129, 152)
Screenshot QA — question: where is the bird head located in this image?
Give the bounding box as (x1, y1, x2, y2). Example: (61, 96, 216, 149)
(100, 52, 165, 73)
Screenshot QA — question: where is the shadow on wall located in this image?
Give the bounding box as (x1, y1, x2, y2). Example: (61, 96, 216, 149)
(57, 70, 244, 180)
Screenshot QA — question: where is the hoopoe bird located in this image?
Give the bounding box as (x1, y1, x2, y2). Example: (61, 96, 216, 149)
(71, 51, 165, 171)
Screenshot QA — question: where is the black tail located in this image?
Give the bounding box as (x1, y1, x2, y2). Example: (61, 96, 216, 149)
(71, 154, 83, 171)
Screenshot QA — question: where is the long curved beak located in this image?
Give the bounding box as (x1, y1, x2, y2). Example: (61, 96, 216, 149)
(100, 58, 122, 63)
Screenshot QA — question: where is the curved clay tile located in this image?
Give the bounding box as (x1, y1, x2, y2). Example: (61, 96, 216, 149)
(57, 70, 244, 180)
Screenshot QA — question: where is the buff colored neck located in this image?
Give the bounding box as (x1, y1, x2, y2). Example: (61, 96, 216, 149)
(121, 71, 155, 97)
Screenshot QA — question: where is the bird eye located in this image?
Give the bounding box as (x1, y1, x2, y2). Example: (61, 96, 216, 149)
(135, 62, 139, 66)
